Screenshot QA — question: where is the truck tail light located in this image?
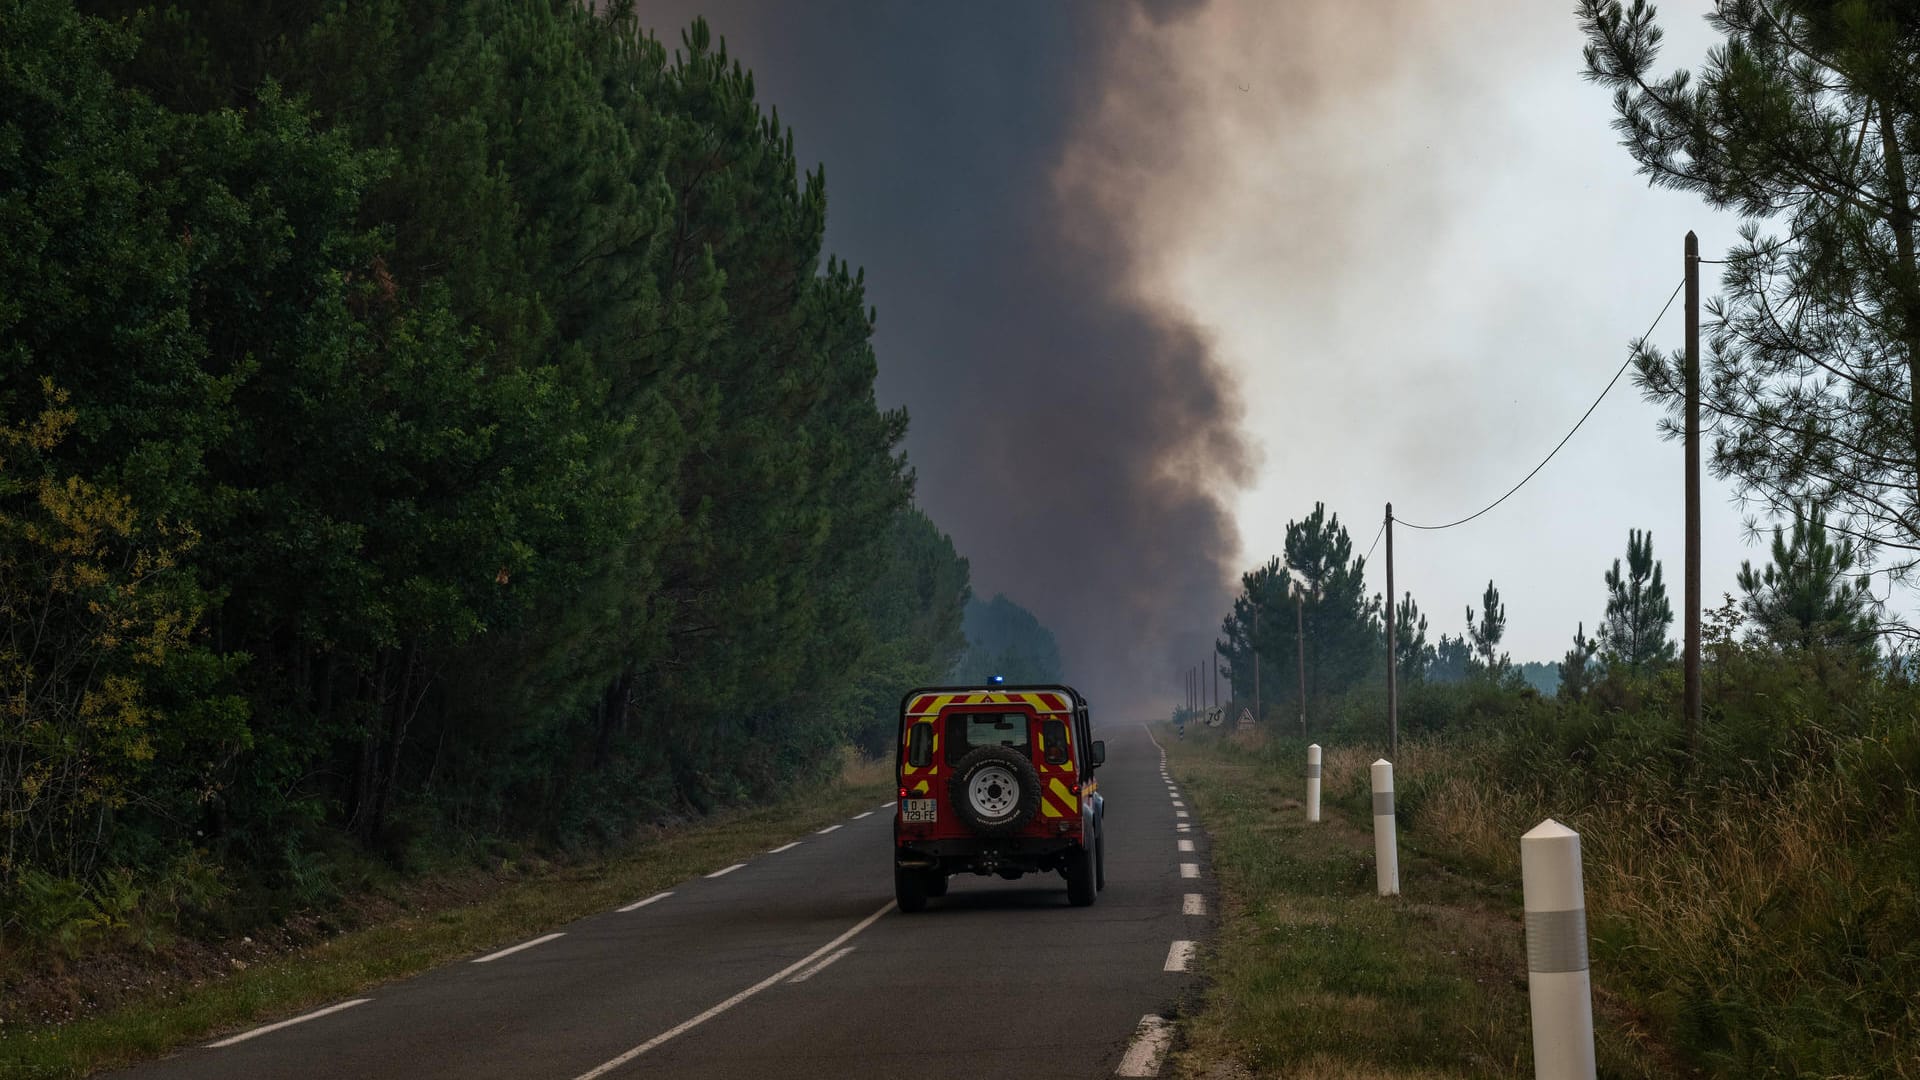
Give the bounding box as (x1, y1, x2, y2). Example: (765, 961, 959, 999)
(898, 786, 909, 800)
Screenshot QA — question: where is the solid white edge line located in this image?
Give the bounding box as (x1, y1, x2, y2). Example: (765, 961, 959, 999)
(786, 945, 856, 984)
(1178, 839, 1194, 852)
(1183, 893, 1205, 916)
(706, 863, 747, 878)
(816, 824, 842, 835)
(1143, 721, 1165, 752)
(207, 998, 372, 1048)
(852, 811, 874, 820)
(472, 932, 565, 964)
(1115, 1013, 1173, 1077)
(618, 890, 674, 913)
(572, 902, 894, 1079)
(768, 842, 802, 854)
(1164, 940, 1196, 972)
(1180, 863, 1199, 878)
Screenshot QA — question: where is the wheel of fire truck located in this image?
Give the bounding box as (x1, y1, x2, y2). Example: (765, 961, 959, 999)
(1064, 838, 1098, 907)
(895, 865, 931, 913)
(926, 871, 949, 897)
(948, 745, 1043, 837)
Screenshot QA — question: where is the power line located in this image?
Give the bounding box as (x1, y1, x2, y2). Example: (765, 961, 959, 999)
(1399, 277, 1686, 531)
(1364, 518, 1385, 562)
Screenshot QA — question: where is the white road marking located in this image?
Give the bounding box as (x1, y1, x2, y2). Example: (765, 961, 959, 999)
(1172, 800, 1185, 808)
(1143, 722, 1165, 752)
(1178, 839, 1194, 852)
(786, 945, 856, 983)
(1164, 940, 1196, 972)
(1180, 863, 1199, 879)
(1183, 893, 1205, 916)
(817, 824, 842, 835)
(852, 811, 874, 820)
(618, 891, 674, 913)
(472, 933, 564, 964)
(572, 902, 894, 1079)
(1115, 1014, 1173, 1077)
(1175, 810, 1188, 819)
(881, 801, 896, 808)
(768, 842, 802, 854)
(207, 999, 371, 1048)
(1176, 823, 1191, 833)
(706, 863, 746, 879)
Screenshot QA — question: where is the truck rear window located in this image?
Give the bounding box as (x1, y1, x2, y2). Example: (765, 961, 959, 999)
(946, 712, 1029, 765)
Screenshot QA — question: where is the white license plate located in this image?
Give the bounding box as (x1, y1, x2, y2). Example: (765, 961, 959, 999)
(901, 798, 937, 823)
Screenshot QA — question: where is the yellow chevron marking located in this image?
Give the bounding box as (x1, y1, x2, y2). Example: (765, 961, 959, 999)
(1040, 799, 1063, 818)
(1049, 778, 1075, 806)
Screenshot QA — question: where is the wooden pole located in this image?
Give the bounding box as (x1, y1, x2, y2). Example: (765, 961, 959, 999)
(1385, 502, 1398, 763)
(1684, 231, 1702, 757)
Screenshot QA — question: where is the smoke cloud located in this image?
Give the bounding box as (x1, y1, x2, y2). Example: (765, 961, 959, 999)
(634, 2, 1256, 705)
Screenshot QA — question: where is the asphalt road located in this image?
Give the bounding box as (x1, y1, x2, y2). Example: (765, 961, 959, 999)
(117, 720, 1208, 1080)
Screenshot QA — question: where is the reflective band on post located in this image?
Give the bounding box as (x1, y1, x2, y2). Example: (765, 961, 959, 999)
(1372, 791, 1394, 816)
(1305, 764, 1322, 778)
(1525, 907, 1590, 973)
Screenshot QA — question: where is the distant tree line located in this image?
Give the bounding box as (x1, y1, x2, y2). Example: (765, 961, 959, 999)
(1216, 502, 1883, 729)
(0, 0, 1006, 928)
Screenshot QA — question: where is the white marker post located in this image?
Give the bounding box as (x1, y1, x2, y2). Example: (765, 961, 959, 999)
(1370, 758, 1398, 896)
(1306, 743, 1322, 823)
(1521, 819, 1595, 1080)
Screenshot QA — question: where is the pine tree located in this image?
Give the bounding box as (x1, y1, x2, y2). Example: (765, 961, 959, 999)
(1602, 529, 1677, 670)
(1394, 591, 1431, 684)
(1465, 579, 1509, 675)
(1738, 501, 1878, 658)
(1558, 622, 1601, 702)
(1581, 1, 1920, 581)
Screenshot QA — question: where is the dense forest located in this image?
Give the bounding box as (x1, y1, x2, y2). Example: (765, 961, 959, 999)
(0, 0, 1061, 945)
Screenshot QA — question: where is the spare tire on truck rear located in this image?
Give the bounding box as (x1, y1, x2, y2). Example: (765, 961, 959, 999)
(948, 745, 1043, 837)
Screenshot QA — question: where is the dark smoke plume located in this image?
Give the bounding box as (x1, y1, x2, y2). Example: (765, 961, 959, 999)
(635, 2, 1253, 706)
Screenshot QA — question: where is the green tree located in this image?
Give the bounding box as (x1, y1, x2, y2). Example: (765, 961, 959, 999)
(952, 594, 1063, 685)
(1603, 529, 1677, 670)
(1393, 591, 1431, 685)
(1428, 633, 1473, 683)
(1558, 622, 1601, 702)
(846, 508, 972, 754)
(1738, 501, 1878, 657)
(1581, 0, 1920, 582)
(1465, 579, 1509, 675)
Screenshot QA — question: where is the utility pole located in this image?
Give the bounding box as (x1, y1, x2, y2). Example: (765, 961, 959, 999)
(1684, 231, 1702, 758)
(1295, 582, 1308, 737)
(1212, 645, 1219, 720)
(1385, 502, 1398, 763)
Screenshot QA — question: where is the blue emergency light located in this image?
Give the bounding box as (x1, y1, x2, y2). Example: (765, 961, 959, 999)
(987, 674, 1006, 684)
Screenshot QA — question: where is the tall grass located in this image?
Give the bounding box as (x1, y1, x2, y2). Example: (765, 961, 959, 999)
(1282, 654, 1920, 1077)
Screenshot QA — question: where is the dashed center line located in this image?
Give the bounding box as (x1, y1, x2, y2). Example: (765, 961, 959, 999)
(768, 842, 802, 854)
(1180, 863, 1199, 879)
(1183, 893, 1206, 916)
(472, 933, 564, 964)
(852, 811, 874, 820)
(706, 863, 747, 878)
(787, 946, 856, 983)
(207, 999, 371, 1048)
(618, 890, 674, 913)
(571, 902, 893, 1079)
(817, 824, 842, 835)
(1164, 940, 1196, 972)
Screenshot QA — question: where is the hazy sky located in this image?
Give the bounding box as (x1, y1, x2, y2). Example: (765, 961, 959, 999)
(634, 1, 1860, 695)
